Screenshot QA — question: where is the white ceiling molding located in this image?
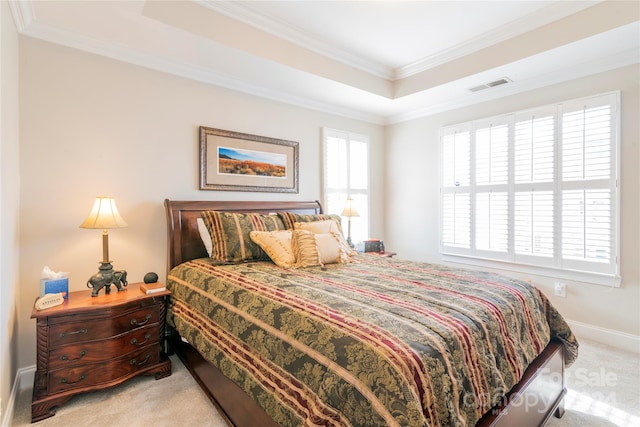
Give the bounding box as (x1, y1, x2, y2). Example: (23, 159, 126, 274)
(198, 0, 600, 82)
(197, 0, 394, 80)
(18, 16, 387, 125)
(9, 1, 639, 126)
(8, 0, 34, 33)
(394, 0, 601, 80)
(388, 44, 639, 125)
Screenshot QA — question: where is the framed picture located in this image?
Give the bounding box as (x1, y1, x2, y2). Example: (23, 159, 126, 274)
(199, 126, 299, 193)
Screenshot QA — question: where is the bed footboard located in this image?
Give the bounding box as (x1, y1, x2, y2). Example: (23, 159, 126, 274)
(477, 340, 566, 427)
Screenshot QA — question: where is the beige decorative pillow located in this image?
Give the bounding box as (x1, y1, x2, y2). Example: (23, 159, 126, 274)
(249, 230, 295, 268)
(291, 229, 349, 267)
(294, 219, 340, 234)
(294, 220, 356, 256)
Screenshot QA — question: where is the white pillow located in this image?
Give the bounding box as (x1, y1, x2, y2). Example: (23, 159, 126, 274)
(197, 217, 213, 257)
(291, 229, 349, 267)
(294, 220, 356, 256)
(294, 219, 341, 234)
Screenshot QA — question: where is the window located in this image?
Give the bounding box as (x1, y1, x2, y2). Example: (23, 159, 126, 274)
(323, 128, 369, 244)
(440, 92, 620, 286)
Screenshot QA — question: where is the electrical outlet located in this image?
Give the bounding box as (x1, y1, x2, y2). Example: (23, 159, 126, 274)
(554, 281, 566, 297)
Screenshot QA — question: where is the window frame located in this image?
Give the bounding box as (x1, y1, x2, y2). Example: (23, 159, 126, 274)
(439, 91, 621, 287)
(322, 127, 370, 244)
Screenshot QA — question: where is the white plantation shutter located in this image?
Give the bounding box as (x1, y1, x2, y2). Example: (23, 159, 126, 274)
(562, 105, 611, 181)
(441, 92, 619, 284)
(442, 129, 471, 188)
(474, 120, 509, 258)
(513, 109, 556, 266)
(514, 191, 554, 257)
(559, 94, 617, 275)
(323, 128, 369, 244)
(441, 127, 471, 253)
(442, 192, 471, 248)
(476, 124, 509, 185)
(475, 192, 508, 252)
(514, 114, 555, 183)
(562, 190, 611, 263)
(325, 135, 348, 191)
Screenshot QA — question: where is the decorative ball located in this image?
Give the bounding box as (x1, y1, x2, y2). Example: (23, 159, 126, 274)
(143, 272, 158, 284)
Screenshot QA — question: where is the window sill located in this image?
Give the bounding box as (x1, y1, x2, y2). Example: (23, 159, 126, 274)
(441, 253, 621, 288)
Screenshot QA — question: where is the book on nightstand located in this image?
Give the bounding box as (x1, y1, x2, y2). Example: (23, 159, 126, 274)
(140, 282, 167, 294)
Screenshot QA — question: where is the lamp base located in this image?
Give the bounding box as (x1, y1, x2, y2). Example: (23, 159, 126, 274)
(346, 236, 354, 249)
(86, 261, 128, 297)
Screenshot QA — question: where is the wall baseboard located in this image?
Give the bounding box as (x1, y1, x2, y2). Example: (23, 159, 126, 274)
(568, 319, 640, 354)
(1, 365, 35, 427)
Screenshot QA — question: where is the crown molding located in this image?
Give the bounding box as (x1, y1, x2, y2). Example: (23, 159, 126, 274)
(13, 0, 633, 127)
(197, 0, 601, 82)
(8, 0, 35, 33)
(395, 0, 601, 80)
(387, 46, 639, 125)
(197, 0, 394, 80)
(18, 18, 386, 125)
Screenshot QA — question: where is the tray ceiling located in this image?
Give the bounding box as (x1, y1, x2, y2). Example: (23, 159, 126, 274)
(10, 0, 640, 124)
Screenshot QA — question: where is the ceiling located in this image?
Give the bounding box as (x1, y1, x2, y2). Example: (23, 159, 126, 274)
(9, 0, 640, 124)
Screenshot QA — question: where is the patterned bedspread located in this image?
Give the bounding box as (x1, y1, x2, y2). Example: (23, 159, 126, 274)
(167, 254, 578, 427)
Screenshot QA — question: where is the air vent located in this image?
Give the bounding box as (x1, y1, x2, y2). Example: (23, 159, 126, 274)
(469, 77, 512, 92)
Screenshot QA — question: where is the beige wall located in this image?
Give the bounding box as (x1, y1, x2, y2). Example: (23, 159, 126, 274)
(17, 37, 385, 367)
(1, 0, 21, 418)
(385, 65, 640, 344)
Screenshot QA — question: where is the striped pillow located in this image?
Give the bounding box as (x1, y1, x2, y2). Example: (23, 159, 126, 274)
(200, 211, 285, 262)
(278, 212, 343, 232)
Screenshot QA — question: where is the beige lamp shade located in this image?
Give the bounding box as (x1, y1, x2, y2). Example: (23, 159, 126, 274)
(80, 197, 128, 229)
(341, 197, 360, 218)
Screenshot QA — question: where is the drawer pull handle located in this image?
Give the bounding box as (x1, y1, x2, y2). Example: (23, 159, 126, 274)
(130, 353, 151, 366)
(60, 350, 87, 361)
(60, 328, 87, 338)
(131, 333, 151, 346)
(130, 314, 152, 326)
(60, 374, 86, 385)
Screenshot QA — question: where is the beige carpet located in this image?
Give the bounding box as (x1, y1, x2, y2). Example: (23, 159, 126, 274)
(13, 338, 639, 426)
(12, 354, 228, 427)
(547, 338, 639, 427)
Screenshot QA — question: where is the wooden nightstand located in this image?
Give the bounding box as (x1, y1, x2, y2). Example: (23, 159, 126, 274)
(31, 282, 172, 422)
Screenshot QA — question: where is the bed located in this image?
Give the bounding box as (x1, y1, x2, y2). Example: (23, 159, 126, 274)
(164, 199, 578, 427)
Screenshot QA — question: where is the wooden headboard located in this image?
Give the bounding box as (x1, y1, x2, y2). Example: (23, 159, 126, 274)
(163, 199, 323, 274)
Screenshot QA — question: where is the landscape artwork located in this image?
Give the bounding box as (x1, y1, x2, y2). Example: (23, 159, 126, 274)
(199, 126, 299, 193)
(218, 147, 287, 178)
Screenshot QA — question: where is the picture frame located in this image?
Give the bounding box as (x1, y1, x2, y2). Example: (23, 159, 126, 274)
(199, 126, 299, 193)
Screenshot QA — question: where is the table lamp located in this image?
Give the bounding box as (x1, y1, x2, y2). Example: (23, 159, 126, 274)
(80, 197, 128, 296)
(341, 197, 360, 248)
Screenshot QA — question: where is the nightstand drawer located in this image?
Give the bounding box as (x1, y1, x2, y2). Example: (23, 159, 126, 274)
(49, 305, 160, 347)
(48, 345, 160, 394)
(47, 298, 163, 326)
(48, 325, 159, 370)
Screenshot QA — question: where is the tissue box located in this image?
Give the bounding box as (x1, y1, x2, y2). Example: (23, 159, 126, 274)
(40, 277, 69, 298)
